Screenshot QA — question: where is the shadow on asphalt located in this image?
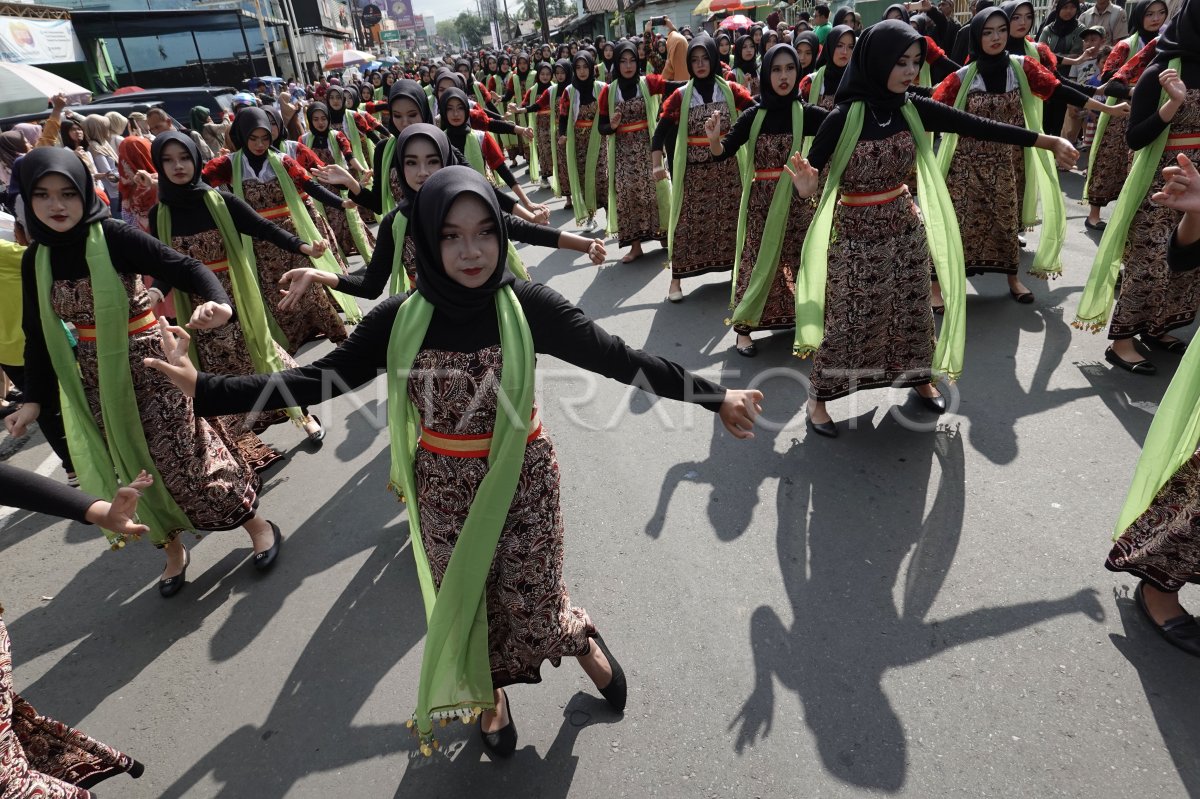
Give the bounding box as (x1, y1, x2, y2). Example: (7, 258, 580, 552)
(1107, 588, 1200, 797)
(732, 416, 1106, 791)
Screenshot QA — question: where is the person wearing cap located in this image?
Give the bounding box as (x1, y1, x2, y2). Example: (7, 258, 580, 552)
(1060, 25, 1109, 147)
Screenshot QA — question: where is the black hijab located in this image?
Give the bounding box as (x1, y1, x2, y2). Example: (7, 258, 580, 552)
(553, 57, 572, 93)
(437, 87, 473, 153)
(19, 147, 109, 246)
(758, 44, 801, 110)
(231, 107, 273, 152)
(533, 61, 554, 96)
(571, 51, 597, 104)
(151, 131, 211, 210)
(833, 6, 855, 26)
(715, 32, 733, 65)
(601, 41, 616, 75)
(326, 88, 347, 124)
(733, 35, 758, 76)
(1000, 0, 1035, 53)
(387, 79, 433, 136)
(793, 31, 821, 76)
(687, 34, 721, 96)
(1049, 0, 1081, 41)
(305, 101, 332, 145)
(262, 105, 286, 147)
(1127, 0, 1163, 41)
(885, 3, 911, 21)
(835, 19, 925, 110)
(970, 7, 1013, 92)
(818, 25, 856, 93)
(611, 40, 640, 97)
(394, 122, 452, 205)
(1154, 0, 1200, 64)
(59, 118, 82, 148)
(411, 165, 513, 322)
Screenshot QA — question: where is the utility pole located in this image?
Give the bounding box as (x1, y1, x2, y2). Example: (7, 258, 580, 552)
(249, 0, 280, 76)
(537, 0, 549, 42)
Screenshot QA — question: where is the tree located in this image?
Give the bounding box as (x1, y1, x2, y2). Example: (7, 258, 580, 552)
(548, 0, 571, 16)
(455, 11, 486, 46)
(436, 18, 457, 42)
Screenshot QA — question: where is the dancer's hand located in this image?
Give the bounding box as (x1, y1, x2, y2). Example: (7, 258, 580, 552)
(1041, 135, 1079, 170)
(1161, 67, 1186, 104)
(652, 165, 669, 182)
(558, 135, 567, 147)
(586, 238, 606, 264)
(1153, 154, 1200, 213)
(4, 402, 40, 438)
(1104, 101, 1131, 118)
(312, 163, 356, 188)
(719, 389, 763, 440)
(704, 110, 722, 143)
(142, 320, 198, 398)
(519, 126, 534, 141)
(528, 203, 551, 224)
(783, 151, 819, 198)
(341, 198, 357, 209)
(186, 301, 232, 330)
(86, 470, 153, 536)
(609, 111, 623, 129)
(279, 267, 323, 310)
(300, 239, 328, 258)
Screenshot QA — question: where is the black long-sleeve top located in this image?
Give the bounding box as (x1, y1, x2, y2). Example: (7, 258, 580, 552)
(335, 206, 563, 298)
(349, 142, 494, 214)
(21, 219, 230, 405)
(594, 80, 687, 135)
(200, 153, 345, 210)
(194, 283, 729, 418)
(710, 102, 832, 163)
(1169, 230, 1200, 272)
(1127, 61, 1200, 151)
(0, 462, 95, 523)
(806, 93, 1040, 172)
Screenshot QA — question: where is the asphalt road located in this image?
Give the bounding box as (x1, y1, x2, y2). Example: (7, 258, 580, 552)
(1, 166, 1198, 798)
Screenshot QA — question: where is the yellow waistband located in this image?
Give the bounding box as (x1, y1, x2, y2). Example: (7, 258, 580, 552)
(205, 258, 230, 273)
(419, 410, 541, 458)
(75, 309, 157, 342)
(753, 169, 783, 181)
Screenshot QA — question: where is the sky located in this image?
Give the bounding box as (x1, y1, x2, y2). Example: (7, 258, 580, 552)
(411, 0, 478, 20)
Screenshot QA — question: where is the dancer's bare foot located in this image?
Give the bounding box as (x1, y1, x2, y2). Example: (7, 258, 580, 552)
(576, 637, 614, 689)
(244, 514, 275, 554)
(161, 537, 188, 580)
(807, 399, 832, 425)
(621, 241, 644, 263)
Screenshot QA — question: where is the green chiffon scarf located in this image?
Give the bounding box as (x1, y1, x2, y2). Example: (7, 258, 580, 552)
(936, 56, 1066, 278)
(386, 287, 535, 752)
(549, 84, 563, 197)
(1074, 58, 1179, 332)
(389, 209, 412, 296)
(35, 223, 192, 546)
(379, 137, 399, 216)
(1083, 32, 1140, 200)
(730, 103, 804, 327)
(302, 131, 375, 262)
(667, 76, 738, 262)
(564, 81, 604, 223)
(154, 193, 301, 431)
(231, 149, 362, 323)
(795, 101, 967, 382)
(606, 77, 671, 238)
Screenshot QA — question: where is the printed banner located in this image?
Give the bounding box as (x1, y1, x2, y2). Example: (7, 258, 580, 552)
(0, 17, 85, 65)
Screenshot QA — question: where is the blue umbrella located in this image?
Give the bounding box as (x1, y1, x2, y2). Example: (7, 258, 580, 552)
(381, 55, 400, 63)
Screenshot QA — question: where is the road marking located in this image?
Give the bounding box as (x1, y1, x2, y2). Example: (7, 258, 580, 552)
(0, 453, 61, 529)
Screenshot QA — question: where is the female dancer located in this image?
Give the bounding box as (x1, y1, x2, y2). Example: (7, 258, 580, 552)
(202, 109, 357, 353)
(934, 7, 1128, 302)
(1075, 0, 1200, 374)
(558, 51, 609, 231)
(438, 89, 543, 214)
(800, 25, 857, 110)
(784, 21, 1078, 437)
(347, 79, 433, 216)
(1084, 0, 1168, 230)
(733, 35, 760, 96)
(652, 35, 755, 302)
(144, 165, 763, 757)
(8, 148, 285, 596)
(597, 41, 677, 262)
(518, 59, 572, 199)
(1105, 151, 1200, 655)
(504, 52, 536, 166)
(151, 131, 325, 443)
(514, 61, 555, 188)
(302, 102, 376, 260)
(708, 43, 829, 356)
(794, 31, 821, 77)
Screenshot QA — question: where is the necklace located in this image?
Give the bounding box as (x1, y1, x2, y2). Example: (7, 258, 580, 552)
(868, 104, 893, 128)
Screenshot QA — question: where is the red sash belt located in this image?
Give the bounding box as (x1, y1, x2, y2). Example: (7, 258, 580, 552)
(753, 169, 783, 181)
(419, 409, 542, 458)
(617, 120, 649, 134)
(1165, 133, 1200, 151)
(839, 185, 907, 207)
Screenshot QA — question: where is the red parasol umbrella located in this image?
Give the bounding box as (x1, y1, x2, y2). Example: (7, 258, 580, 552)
(718, 13, 754, 29)
(112, 86, 145, 95)
(323, 49, 374, 71)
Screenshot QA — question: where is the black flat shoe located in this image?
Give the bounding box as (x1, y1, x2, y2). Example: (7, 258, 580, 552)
(806, 417, 838, 439)
(914, 388, 947, 414)
(1084, 218, 1107, 232)
(1140, 334, 1188, 354)
(1135, 581, 1200, 657)
(306, 414, 325, 444)
(734, 341, 758, 358)
(1105, 346, 1157, 375)
(480, 689, 517, 758)
(590, 633, 627, 713)
(253, 521, 282, 572)
(1010, 289, 1035, 304)
(931, 305, 945, 316)
(159, 549, 190, 598)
